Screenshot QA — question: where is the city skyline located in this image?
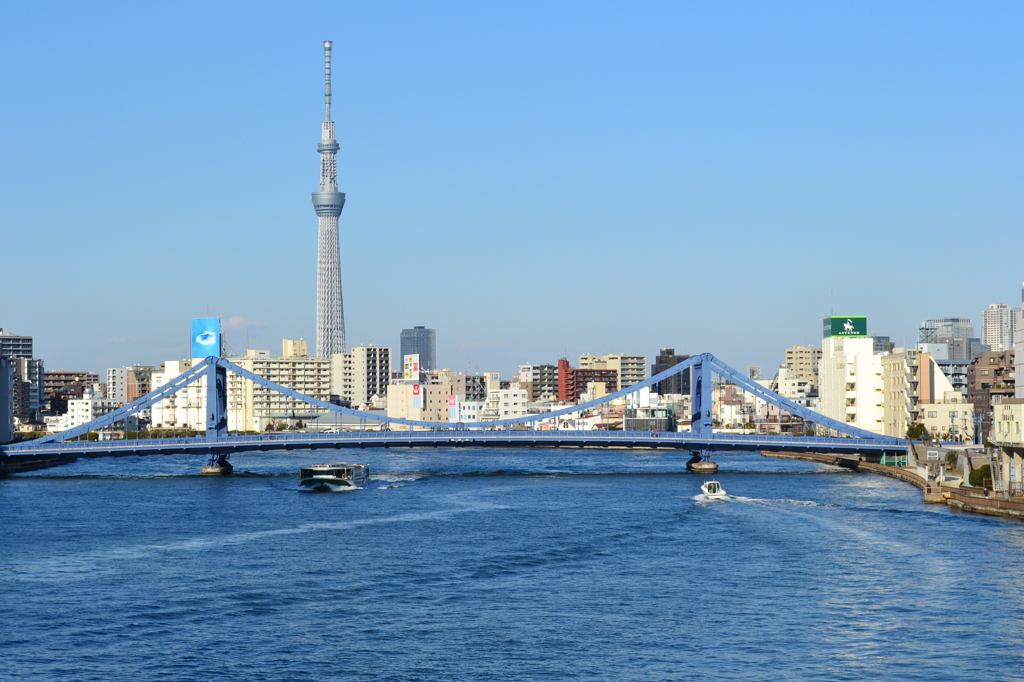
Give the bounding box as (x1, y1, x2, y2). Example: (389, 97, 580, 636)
(1, 3, 1023, 377)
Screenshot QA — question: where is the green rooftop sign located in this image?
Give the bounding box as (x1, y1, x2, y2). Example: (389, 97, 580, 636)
(823, 316, 867, 338)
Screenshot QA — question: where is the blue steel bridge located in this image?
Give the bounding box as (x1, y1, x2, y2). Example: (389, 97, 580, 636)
(0, 353, 907, 475)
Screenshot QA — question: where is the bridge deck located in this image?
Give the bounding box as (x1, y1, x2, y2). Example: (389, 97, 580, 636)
(1, 430, 906, 475)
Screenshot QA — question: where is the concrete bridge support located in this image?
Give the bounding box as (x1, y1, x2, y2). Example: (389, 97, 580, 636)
(201, 452, 233, 475)
(687, 449, 719, 473)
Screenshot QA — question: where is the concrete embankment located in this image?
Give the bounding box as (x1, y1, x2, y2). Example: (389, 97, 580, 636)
(763, 451, 1024, 520)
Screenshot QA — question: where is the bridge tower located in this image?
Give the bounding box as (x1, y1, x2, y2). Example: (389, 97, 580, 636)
(688, 356, 718, 473)
(312, 40, 347, 357)
(199, 361, 231, 475)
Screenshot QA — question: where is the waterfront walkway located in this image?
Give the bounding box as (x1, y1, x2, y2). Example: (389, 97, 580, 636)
(765, 451, 1024, 520)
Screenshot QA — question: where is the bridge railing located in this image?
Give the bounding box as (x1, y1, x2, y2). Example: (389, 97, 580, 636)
(4, 428, 899, 454)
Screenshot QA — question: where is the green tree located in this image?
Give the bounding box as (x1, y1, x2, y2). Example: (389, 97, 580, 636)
(906, 422, 927, 459)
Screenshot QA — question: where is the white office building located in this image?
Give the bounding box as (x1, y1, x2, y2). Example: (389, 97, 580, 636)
(983, 303, 1016, 353)
(818, 317, 884, 434)
(481, 388, 529, 421)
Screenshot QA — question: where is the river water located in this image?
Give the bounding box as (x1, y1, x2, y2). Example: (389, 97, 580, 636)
(2, 449, 1024, 681)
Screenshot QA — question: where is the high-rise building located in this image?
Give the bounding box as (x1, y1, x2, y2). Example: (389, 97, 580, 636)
(400, 327, 436, 371)
(651, 349, 691, 396)
(0, 329, 44, 421)
(919, 317, 985, 361)
(312, 41, 347, 357)
(982, 303, 1015, 353)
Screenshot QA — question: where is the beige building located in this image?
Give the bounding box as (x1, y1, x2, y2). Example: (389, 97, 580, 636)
(919, 393, 973, 442)
(227, 350, 332, 431)
(387, 370, 466, 423)
(990, 400, 1024, 494)
(993, 401, 1024, 447)
(282, 338, 308, 358)
(387, 383, 458, 422)
(784, 346, 822, 393)
(880, 348, 974, 440)
(579, 353, 647, 390)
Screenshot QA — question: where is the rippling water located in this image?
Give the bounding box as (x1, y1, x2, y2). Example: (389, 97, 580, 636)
(3, 449, 1024, 681)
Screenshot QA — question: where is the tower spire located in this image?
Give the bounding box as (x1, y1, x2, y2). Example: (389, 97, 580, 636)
(324, 40, 332, 121)
(312, 40, 347, 356)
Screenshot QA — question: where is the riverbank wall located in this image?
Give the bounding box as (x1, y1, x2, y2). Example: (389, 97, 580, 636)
(763, 451, 1024, 520)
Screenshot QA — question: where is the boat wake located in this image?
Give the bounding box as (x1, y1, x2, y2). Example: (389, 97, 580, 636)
(297, 483, 363, 493)
(729, 495, 837, 507)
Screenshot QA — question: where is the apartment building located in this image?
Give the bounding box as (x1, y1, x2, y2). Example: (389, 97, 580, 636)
(651, 349, 691, 396)
(880, 348, 972, 440)
(579, 353, 647, 390)
(784, 346, 822, 395)
(330, 345, 391, 406)
(517, 364, 558, 401)
(228, 350, 332, 431)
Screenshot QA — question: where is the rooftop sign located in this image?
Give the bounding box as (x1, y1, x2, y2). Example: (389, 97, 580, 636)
(823, 316, 867, 338)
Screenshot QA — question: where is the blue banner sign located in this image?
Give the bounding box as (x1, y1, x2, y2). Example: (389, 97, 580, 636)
(191, 318, 222, 358)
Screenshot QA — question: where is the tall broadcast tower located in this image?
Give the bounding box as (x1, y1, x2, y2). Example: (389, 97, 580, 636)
(312, 40, 347, 356)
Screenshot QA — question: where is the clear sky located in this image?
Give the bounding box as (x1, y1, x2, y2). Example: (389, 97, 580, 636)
(1, 1, 1022, 378)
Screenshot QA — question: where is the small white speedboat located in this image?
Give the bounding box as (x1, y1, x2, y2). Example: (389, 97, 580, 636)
(701, 480, 726, 500)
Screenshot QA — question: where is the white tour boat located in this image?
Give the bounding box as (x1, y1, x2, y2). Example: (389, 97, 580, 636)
(299, 463, 370, 492)
(700, 480, 726, 500)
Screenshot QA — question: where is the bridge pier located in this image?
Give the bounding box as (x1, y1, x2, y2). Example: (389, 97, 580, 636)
(687, 358, 718, 473)
(200, 452, 233, 476)
(687, 450, 718, 473)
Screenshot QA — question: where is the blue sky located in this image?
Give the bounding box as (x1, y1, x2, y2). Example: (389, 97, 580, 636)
(1, 1, 1022, 377)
